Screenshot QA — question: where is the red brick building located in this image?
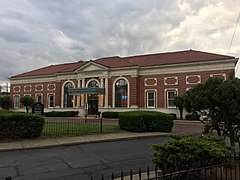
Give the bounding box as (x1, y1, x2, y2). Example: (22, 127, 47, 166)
(9, 50, 238, 117)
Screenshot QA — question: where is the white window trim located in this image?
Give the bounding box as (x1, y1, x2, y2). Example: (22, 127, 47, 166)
(210, 73, 226, 80)
(186, 75, 201, 85)
(61, 80, 76, 108)
(35, 84, 43, 92)
(13, 94, 20, 108)
(145, 89, 157, 108)
(164, 76, 178, 85)
(144, 78, 157, 86)
(165, 88, 178, 108)
(23, 94, 31, 97)
(24, 85, 32, 92)
(35, 93, 43, 103)
(47, 84, 56, 91)
(47, 93, 55, 108)
(112, 77, 130, 108)
(13, 86, 21, 93)
(86, 79, 100, 87)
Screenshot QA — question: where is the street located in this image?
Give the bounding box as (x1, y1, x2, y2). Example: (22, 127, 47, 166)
(0, 136, 170, 180)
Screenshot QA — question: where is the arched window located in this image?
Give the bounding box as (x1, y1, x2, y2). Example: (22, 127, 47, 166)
(64, 82, 74, 107)
(88, 80, 99, 88)
(115, 79, 128, 107)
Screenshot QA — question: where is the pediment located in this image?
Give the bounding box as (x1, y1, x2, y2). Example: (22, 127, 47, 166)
(75, 61, 108, 72)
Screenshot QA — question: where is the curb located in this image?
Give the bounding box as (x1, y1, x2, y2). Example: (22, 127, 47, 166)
(0, 133, 170, 152)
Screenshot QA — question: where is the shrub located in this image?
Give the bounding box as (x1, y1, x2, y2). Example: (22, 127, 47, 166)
(0, 113, 45, 138)
(0, 95, 11, 110)
(102, 111, 118, 118)
(185, 113, 200, 120)
(168, 113, 177, 120)
(152, 135, 231, 174)
(118, 111, 174, 132)
(44, 111, 77, 117)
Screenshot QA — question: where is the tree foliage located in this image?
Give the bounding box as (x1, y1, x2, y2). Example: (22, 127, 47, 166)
(174, 96, 185, 119)
(0, 95, 11, 110)
(20, 96, 34, 113)
(184, 77, 240, 155)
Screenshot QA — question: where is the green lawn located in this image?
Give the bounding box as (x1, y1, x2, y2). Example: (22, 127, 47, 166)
(42, 122, 121, 137)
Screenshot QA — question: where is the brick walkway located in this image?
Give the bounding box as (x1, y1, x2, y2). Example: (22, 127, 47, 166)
(172, 120, 204, 134)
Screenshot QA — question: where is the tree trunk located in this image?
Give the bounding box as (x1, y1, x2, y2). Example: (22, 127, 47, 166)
(179, 107, 183, 120)
(229, 128, 236, 157)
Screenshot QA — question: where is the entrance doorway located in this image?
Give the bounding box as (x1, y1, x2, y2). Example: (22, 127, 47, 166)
(88, 94, 98, 115)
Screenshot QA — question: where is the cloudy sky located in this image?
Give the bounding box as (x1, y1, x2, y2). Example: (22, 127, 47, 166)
(0, 0, 239, 91)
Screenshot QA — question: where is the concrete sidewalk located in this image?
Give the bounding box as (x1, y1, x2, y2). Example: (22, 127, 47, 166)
(0, 132, 169, 152)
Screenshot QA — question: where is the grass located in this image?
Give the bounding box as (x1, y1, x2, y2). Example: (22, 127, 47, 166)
(42, 122, 121, 137)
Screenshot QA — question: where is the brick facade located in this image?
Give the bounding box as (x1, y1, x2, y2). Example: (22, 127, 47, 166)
(9, 50, 238, 117)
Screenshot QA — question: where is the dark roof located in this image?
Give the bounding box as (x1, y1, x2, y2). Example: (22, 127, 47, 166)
(10, 49, 235, 79)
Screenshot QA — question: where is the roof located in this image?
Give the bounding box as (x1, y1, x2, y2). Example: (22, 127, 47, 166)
(10, 49, 235, 79)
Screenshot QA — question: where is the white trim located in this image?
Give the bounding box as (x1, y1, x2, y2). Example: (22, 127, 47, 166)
(23, 94, 31, 97)
(186, 75, 201, 84)
(164, 76, 178, 85)
(144, 78, 157, 86)
(13, 94, 20, 108)
(112, 77, 130, 108)
(145, 89, 157, 108)
(13, 86, 21, 93)
(210, 73, 226, 80)
(35, 84, 43, 92)
(47, 84, 56, 91)
(61, 80, 76, 108)
(86, 79, 100, 87)
(35, 93, 43, 103)
(24, 85, 32, 92)
(47, 93, 55, 108)
(165, 88, 178, 108)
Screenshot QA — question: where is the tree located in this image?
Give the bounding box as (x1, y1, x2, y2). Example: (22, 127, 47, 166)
(184, 77, 240, 155)
(20, 96, 34, 113)
(174, 95, 185, 119)
(0, 95, 11, 110)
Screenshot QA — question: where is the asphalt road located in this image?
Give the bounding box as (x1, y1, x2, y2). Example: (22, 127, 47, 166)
(0, 136, 170, 180)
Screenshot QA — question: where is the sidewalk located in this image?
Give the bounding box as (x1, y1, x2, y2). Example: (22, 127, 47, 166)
(0, 132, 169, 152)
(0, 120, 203, 152)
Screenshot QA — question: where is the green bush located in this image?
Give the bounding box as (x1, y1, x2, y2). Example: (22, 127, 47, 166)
(0, 113, 45, 138)
(185, 113, 200, 120)
(44, 111, 77, 117)
(102, 111, 118, 118)
(168, 113, 177, 120)
(118, 111, 174, 132)
(152, 135, 231, 174)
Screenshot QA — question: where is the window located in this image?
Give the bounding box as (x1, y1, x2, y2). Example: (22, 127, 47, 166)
(63, 82, 73, 108)
(35, 94, 42, 103)
(14, 95, 20, 108)
(48, 94, 55, 108)
(166, 90, 177, 108)
(88, 80, 99, 88)
(115, 79, 128, 107)
(147, 91, 155, 108)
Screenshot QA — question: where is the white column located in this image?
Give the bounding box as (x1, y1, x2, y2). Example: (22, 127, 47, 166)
(76, 79, 81, 107)
(104, 77, 108, 108)
(99, 78, 104, 107)
(81, 78, 85, 106)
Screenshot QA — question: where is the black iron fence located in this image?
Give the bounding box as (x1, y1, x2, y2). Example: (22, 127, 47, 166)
(94, 157, 240, 180)
(42, 118, 119, 137)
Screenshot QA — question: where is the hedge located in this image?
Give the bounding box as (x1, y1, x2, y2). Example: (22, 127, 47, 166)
(44, 111, 79, 117)
(0, 113, 45, 138)
(185, 113, 200, 120)
(118, 111, 174, 132)
(102, 111, 118, 118)
(152, 135, 231, 174)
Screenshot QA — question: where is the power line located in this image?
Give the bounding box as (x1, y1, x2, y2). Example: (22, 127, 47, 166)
(227, 12, 240, 55)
